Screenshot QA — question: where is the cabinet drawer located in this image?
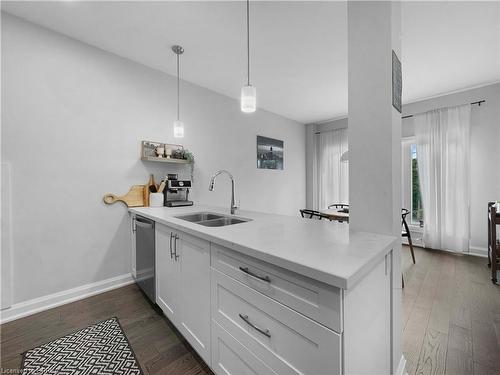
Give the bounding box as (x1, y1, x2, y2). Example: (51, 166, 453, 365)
(212, 320, 278, 375)
(211, 244, 342, 332)
(212, 269, 342, 375)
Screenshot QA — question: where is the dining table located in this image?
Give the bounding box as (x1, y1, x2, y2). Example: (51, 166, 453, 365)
(320, 209, 349, 222)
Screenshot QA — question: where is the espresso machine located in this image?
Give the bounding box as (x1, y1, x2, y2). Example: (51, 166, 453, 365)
(163, 174, 193, 207)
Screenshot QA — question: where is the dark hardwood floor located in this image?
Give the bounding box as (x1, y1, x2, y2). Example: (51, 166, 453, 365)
(1, 245, 499, 375)
(0, 284, 213, 375)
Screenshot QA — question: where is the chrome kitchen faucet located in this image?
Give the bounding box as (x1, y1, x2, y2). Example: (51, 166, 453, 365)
(208, 170, 237, 215)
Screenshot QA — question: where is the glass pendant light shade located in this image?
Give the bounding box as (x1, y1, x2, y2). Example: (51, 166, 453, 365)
(173, 120, 184, 138)
(241, 85, 256, 113)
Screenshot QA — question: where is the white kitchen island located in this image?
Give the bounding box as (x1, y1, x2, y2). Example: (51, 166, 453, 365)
(129, 205, 400, 375)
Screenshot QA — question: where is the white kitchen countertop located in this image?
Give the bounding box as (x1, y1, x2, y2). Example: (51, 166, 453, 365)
(129, 205, 398, 290)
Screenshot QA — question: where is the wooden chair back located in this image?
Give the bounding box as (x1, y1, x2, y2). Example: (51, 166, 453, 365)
(401, 208, 416, 264)
(300, 209, 330, 220)
(488, 202, 499, 284)
(328, 204, 349, 213)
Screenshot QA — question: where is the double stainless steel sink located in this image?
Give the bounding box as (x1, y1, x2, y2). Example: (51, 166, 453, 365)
(175, 212, 251, 227)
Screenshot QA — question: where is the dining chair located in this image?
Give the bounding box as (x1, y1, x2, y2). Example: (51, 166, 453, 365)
(328, 204, 349, 213)
(300, 209, 331, 221)
(488, 202, 499, 284)
(401, 209, 416, 264)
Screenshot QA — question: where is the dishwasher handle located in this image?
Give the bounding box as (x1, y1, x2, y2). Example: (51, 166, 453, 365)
(135, 217, 154, 229)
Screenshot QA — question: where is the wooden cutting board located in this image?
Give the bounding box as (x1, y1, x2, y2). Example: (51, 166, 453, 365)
(103, 185, 145, 207)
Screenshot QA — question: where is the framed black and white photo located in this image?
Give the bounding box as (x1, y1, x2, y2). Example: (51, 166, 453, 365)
(256, 135, 284, 170)
(392, 50, 402, 113)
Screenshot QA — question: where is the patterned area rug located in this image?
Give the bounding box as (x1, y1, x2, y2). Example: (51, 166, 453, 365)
(21, 317, 143, 375)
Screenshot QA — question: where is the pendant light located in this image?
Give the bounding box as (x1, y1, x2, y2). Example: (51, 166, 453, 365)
(241, 0, 256, 113)
(172, 45, 185, 138)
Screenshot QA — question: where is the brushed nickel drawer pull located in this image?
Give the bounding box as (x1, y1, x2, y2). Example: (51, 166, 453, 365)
(169, 233, 175, 259)
(238, 314, 271, 338)
(174, 234, 180, 261)
(239, 267, 271, 283)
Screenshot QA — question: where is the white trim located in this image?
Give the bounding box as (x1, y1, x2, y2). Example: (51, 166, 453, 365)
(305, 115, 347, 126)
(307, 81, 500, 125)
(402, 80, 500, 110)
(396, 355, 407, 375)
(469, 246, 488, 258)
(0, 273, 134, 324)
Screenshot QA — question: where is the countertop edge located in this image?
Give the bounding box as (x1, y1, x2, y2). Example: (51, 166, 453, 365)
(129, 208, 399, 290)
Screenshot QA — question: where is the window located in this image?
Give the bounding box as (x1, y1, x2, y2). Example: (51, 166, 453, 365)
(402, 139, 423, 228)
(410, 144, 423, 226)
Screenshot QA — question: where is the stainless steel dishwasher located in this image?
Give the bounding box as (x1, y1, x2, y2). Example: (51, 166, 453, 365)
(134, 215, 155, 303)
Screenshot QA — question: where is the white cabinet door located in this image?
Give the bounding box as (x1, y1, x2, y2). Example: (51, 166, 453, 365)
(343, 253, 392, 375)
(155, 223, 180, 325)
(177, 231, 211, 365)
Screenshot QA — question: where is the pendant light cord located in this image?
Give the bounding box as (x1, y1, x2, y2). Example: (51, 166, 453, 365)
(177, 53, 180, 121)
(246, 0, 250, 86)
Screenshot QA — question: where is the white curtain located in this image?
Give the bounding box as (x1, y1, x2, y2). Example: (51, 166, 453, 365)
(401, 139, 413, 212)
(414, 104, 471, 252)
(316, 128, 349, 210)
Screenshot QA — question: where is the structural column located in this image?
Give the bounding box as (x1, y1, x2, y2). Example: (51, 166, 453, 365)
(348, 1, 403, 374)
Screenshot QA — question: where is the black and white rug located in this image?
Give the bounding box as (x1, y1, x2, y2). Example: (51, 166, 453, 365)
(21, 317, 143, 375)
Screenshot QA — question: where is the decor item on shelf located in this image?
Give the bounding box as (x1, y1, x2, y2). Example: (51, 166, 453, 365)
(155, 146, 165, 158)
(171, 148, 183, 159)
(257, 135, 283, 170)
(181, 149, 194, 163)
(172, 45, 185, 138)
(241, 0, 256, 113)
(170, 148, 193, 161)
(141, 141, 192, 163)
(165, 147, 172, 159)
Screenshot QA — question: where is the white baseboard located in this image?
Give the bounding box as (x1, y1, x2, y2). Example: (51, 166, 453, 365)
(469, 246, 488, 258)
(0, 273, 134, 324)
(396, 355, 407, 375)
(402, 241, 488, 259)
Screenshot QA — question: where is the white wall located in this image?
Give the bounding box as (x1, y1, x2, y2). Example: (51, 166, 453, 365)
(1, 14, 305, 306)
(306, 82, 500, 254)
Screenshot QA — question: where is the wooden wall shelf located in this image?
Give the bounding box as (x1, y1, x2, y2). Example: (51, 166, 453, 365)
(141, 156, 192, 164)
(141, 141, 193, 165)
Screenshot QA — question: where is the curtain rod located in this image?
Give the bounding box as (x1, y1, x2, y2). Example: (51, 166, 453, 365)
(315, 99, 486, 133)
(315, 128, 346, 135)
(401, 100, 485, 119)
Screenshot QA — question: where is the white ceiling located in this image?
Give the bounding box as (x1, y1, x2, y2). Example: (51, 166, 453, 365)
(2, 1, 499, 123)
